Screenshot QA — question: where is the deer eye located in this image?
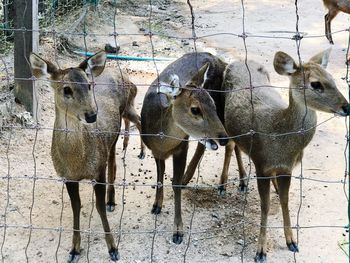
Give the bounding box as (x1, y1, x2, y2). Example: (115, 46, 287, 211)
(191, 107, 201, 116)
(63, 86, 73, 97)
(310, 81, 324, 93)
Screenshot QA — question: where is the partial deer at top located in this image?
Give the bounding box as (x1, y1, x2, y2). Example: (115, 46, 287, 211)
(222, 48, 348, 262)
(323, 0, 350, 44)
(141, 53, 229, 244)
(30, 51, 143, 262)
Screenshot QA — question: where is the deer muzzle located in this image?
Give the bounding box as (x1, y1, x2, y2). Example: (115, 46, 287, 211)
(85, 111, 97, 123)
(341, 104, 350, 116)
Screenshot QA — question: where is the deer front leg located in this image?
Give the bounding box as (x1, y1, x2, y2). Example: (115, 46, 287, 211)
(66, 182, 81, 263)
(218, 141, 234, 196)
(106, 146, 116, 212)
(151, 158, 165, 214)
(254, 175, 271, 263)
(277, 174, 298, 252)
(172, 141, 188, 244)
(94, 178, 119, 261)
(182, 142, 205, 185)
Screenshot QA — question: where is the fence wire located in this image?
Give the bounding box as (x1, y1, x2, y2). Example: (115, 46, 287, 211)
(0, 0, 349, 262)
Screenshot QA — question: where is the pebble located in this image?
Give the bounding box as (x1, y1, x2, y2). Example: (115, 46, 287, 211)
(236, 239, 245, 246)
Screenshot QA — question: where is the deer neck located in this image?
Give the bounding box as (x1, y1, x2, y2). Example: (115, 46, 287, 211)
(286, 88, 317, 131)
(53, 106, 87, 136)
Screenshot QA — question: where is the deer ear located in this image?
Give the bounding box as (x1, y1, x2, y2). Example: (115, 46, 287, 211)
(273, 51, 297, 75)
(29, 53, 59, 78)
(158, 74, 182, 97)
(185, 62, 210, 88)
(79, 51, 107, 77)
(309, 48, 331, 69)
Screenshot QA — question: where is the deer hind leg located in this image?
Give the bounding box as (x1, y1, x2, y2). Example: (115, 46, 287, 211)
(106, 145, 117, 212)
(122, 118, 130, 151)
(123, 107, 145, 160)
(182, 142, 205, 185)
(151, 158, 165, 214)
(172, 140, 188, 244)
(271, 177, 279, 194)
(254, 173, 271, 263)
(325, 10, 339, 44)
(94, 174, 118, 261)
(66, 182, 81, 263)
(277, 173, 298, 252)
(234, 144, 248, 193)
(218, 141, 234, 196)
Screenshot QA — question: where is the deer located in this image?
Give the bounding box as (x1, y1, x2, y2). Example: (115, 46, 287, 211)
(221, 48, 349, 262)
(151, 52, 248, 195)
(323, 0, 350, 44)
(140, 54, 230, 244)
(30, 51, 143, 262)
(178, 53, 277, 196)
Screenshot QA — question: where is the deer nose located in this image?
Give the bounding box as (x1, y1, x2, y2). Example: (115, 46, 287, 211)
(85, 112, 97, 123)
(218, 133, 229, 146)
(341, 104, 349, 116)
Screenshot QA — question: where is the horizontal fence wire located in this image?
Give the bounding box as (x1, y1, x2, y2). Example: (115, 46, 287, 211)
(0, 0, 349, 262)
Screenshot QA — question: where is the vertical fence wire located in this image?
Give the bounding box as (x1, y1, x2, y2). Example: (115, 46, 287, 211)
(54, 181, 65, 263)
(294, 1, 306, 261)
(346, 26, 350, 259)
(112, 2, 128, 255)
(183, 1, 198, 262)
(0, 54, 13, 263)
(239, 0, 255, 261)
(147, 0, 160, 261)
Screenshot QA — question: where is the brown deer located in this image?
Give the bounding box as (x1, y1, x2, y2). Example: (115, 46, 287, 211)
(178, 53, 275, 196)
(323, 0, 350, 44)
(222, 49, 348, 262)
(30, 51, 142, 262)
(153, 52, 248, 195)
(141, 57, 229, 244)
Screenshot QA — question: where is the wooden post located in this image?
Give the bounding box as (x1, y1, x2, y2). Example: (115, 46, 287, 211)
(13, 0, 39, 117)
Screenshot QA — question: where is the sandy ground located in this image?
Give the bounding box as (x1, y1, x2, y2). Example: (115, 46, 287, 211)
(0, 0, 349, 262)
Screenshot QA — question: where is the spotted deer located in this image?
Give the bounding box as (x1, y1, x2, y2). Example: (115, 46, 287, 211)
(222, 49, 348, 262)
(30, 51, 143, 262)
(141, 57, 229, 244)
(323, 0, 350, 44)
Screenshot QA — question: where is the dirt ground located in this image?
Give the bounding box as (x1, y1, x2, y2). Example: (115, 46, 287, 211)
(0, 0, 349, 262)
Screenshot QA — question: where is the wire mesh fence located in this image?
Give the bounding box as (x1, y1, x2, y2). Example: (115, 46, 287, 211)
(0, 0, 349, 262)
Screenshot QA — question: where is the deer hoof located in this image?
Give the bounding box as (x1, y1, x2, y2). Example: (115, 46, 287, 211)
(138, 150, 145, 160)
(151, 205, 162, 214)
(217, 186, 226, 197)
(239, 184, 248, 193)
(106, 202, 115, 212)
(254, 252, 267, 263)
(67, 249, 80, 263)
(109, 247, 119, 261)
(287, 241, 299, 252)
(172, 232, 183, 244)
